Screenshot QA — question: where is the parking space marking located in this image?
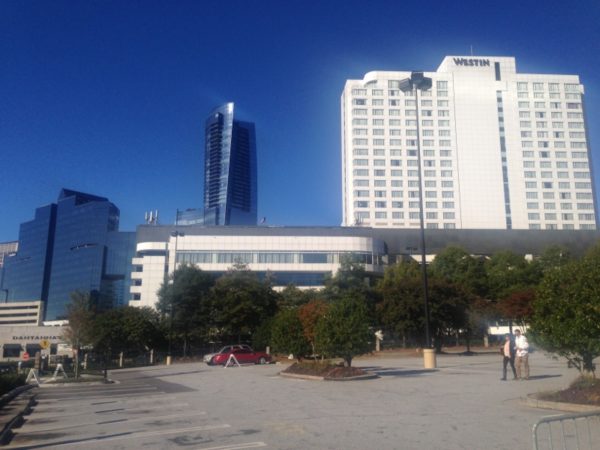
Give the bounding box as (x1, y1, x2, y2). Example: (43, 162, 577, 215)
(193, 442, 267, 450)
(19, 411, 209, 433)
(6, 424, 233, 449)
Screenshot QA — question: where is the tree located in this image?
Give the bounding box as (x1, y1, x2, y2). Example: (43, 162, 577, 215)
(430, 246, 489, 350)
(495, 289, 535, 330)
(376, 261, 469, 351)
(485, 251, 537, 302)
(92, 306, 161, 353)
(315, 292, 372, 367)
(529, 245, 600, 377)
(298, 299, 329, 355)
(91, 306, 163, 378)
(376, 262, 424, 346)
(270, 309, 310, 360)
(427, 278, 469, 352)
(277, 285, 314, 310)
(157, 264, 215, 356)
(211, 263, 278, 342)
(430, 246, 487, 297)
(322, 257, 374, 301)
(63, 291, 96, 378)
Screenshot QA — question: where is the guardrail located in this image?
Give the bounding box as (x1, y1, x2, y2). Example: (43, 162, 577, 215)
(532, 410, 600, 450)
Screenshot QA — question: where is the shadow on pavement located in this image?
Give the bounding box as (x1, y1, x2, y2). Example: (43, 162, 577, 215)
(526, 374, 562, 380)
(362, 366, 437, 377)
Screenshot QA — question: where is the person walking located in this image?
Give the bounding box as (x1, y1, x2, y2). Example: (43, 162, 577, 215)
(514, 329, 529, 380)
(500, 333, 517, 381)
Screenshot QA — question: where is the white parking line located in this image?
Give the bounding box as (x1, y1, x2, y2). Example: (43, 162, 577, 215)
(30, 401, 191, 419)
(56, 423, 232, 446)
(193, 443, 267, 450)
(18, 411, 208, 433)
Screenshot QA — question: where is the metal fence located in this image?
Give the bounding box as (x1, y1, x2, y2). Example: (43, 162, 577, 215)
(532, 410, 600, 450)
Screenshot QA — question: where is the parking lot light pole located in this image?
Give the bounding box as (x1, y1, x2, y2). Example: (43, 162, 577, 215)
(399, 72, 436, 369)
(167, 212, 184, 366)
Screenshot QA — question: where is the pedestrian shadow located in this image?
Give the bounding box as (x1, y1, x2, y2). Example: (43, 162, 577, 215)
(361, 366, 437, 377)
(527, 374, 562, 380)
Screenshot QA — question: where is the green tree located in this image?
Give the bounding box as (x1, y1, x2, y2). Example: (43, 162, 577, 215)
(92, 307, 161, 355)
(322, 257, 373, 300)
(315, 292, 372, 367)
(63, 291, 96, 378)
(430, 246, 487, 297)
(535, 245, 572, 275)
(376, 262, 423, 346)
(430, 246, 490, 350)
(485, 251, 537, 302)
(530, 245, 600, 376)
(211, 263, 278, 342)
(427, 279, 469, 352)
(157, 264, 215, 356)
(376, 261, 469, 351)
(277, 285, 315, 310)
(270, 309, 310, 360)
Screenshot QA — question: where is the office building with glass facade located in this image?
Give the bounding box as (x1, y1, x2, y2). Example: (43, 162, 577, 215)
(341, 56, 597, 230)
(204, 103, 257, 226)
(1, 189, 136, 320)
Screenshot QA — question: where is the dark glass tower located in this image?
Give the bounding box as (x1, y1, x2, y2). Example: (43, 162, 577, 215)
(204, 103, 257, 225)
(1, 189, 135, 320)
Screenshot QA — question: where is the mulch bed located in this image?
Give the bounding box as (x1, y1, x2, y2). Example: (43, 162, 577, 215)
(538, 377, 600, 406)
(282, 362, 367, 379)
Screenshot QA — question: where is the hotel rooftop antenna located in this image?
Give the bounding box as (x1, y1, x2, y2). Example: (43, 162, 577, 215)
(144, 210, 159, 225)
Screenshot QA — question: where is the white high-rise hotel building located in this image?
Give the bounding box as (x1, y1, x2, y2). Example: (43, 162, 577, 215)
(341, 56, 597, 230)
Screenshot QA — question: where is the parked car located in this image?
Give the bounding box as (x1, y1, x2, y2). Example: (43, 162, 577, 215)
(208, 347, 271, 366)
(203, 344, 252, 364)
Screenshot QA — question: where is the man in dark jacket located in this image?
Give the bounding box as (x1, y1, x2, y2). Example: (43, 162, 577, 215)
(501, 333, 517, 381)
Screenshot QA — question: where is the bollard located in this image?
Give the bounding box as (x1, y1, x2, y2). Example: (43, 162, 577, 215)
(119, 352, 124, 368)
(150, 349, 154, 365)
(423, 348, 437, 369)
(166, 355, 172, 366)
(266, 346, 270, 355)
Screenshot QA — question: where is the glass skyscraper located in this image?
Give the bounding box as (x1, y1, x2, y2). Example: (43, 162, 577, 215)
(1, 189, 135, 320)
(203, 103, 257, 226)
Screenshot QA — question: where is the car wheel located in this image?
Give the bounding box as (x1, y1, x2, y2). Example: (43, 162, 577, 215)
(258, 357, 267, 365)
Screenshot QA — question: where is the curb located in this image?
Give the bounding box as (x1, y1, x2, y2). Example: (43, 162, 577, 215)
(522, 394, 600, 413)
(0, 385, 35, 410)
(279, 371, 379, 381)
(279, 372, 325, 381)
(0, 386, 37, 446)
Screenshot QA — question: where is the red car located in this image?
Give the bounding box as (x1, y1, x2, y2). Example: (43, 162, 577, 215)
(209, 347, 271, 366)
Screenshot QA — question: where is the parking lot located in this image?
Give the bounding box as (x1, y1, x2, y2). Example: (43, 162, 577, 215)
(5, 351, 584, 449)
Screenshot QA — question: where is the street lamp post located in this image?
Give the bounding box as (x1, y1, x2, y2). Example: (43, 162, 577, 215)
(400, 72, 436, 369)
(166, 211, 184, 366)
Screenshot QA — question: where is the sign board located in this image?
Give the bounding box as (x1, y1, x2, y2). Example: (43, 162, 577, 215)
(22, 352, 30, 361)
(40, 339, 50, 350)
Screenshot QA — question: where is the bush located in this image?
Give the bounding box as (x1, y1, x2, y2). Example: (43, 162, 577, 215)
(270, 309, 310, 359)
(315, 293, 372, 367)
(0, 373, 27, 396)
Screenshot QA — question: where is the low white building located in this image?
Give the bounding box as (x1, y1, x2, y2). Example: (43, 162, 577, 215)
(129, 226, 386, 309)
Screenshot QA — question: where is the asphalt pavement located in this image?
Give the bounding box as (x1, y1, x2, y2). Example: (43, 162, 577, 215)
(4, 351, 592, 450)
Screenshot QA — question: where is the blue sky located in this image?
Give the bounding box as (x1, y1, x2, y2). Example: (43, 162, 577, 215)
(1, 0, 599, 240)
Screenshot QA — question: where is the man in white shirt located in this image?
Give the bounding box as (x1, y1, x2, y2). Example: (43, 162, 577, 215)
(514, 329, 529, 380)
